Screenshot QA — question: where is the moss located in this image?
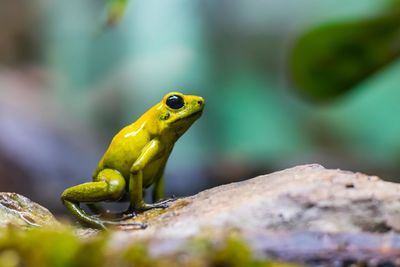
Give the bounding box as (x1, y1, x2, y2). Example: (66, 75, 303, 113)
(209, 236, 260, 267)
(185, 234, 298, 267)
(0, 226, 299, 267)
(0, 225, 109, 267)
(120, 243, 180, 267)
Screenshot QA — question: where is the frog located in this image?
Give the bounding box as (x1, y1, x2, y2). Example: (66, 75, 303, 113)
(61, 92, 205, 229)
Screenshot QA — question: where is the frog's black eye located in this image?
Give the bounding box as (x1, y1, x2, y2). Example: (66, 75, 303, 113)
(166, 95, 184, 109)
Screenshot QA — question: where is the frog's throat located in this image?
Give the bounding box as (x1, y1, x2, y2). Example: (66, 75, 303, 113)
(174, 110, 203, 123)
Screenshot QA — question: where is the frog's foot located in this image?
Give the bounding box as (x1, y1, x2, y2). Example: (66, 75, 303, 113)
(104, 211, 138, 222)
(157, 196, 177, 206)
(138, 197, 177, 212)
(96, 219, 147, 230)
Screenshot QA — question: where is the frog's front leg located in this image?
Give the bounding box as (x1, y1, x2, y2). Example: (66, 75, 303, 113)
(152, 174, 165, 202)
(127, 139, 170, 211)
(129, 171, 172, 211)
(152, 173, 177, 206)
(61, 169, 145, 230)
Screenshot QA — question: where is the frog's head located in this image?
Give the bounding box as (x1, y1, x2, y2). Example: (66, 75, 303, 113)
(158, 92, 205, 138)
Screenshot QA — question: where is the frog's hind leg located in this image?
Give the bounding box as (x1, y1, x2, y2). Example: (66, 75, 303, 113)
(61, 169, 145, 230)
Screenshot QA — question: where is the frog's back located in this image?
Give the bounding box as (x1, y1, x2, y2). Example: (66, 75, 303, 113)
(94, 122, 152, 179)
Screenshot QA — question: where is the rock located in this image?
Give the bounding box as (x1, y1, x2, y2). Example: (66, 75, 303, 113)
(6, 164, 400, 266)
(100, 164, 400, 266)
(0, 192, 59, 227)
(118, 164, 400, 239)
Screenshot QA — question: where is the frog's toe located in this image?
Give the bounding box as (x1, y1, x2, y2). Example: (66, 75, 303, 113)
(154, 202, 169, 209)
(158, 197, 177, 205)
(152, 198, 176, 209)
(107, 211, 137, 221)
(102, 220, 147, 229)
(135, 198, 176, 212)
(119, 212, 137, 220)
(85, 219, 107, 230)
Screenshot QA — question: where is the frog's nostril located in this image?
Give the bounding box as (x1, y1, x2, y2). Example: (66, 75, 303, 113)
(197, 100, 203, 106)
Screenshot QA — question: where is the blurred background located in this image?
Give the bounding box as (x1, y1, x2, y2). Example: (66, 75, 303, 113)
(1, 0, 400, 215)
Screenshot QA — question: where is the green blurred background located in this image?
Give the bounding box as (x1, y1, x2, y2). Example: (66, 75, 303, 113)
(1, 0, 400, 214)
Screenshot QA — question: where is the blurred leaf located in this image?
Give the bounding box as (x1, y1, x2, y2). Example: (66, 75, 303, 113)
(389, 0, 400, 10)
(105, 0, 129, 27)
(291, 11, 400, 102)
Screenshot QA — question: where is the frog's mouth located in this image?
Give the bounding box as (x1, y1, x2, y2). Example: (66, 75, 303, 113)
(181, 110, 203, 121)
(172, 110, 203, 125)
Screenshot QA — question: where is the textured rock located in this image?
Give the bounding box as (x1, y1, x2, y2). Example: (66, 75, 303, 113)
(118, 164, 400, 239)
(75, 164, 400, 266)
(5, 165, 400, 266)
(0, 192, 59, 227)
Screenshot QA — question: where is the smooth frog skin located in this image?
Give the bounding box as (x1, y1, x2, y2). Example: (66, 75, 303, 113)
(61, 92, 205, 229)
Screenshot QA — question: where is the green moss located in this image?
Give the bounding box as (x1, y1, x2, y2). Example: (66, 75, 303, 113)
(122, 243, 196, 267)
(209, 236, 259, 267)
(0, 226, 109, 267)
(186, 235, 298, 267)
(0, 226, 299, 267)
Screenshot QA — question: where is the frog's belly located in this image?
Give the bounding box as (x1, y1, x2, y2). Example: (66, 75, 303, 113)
(142, 157, 167, 188)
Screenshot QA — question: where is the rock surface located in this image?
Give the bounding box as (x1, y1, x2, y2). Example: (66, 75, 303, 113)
(3, 165, 400, 266)
(0, 192, 59, 227)
(119, 164, 400, 238)
(103, 164, 400, 265)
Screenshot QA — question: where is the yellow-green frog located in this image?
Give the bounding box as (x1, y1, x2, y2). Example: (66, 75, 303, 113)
(61, 92, 205, 229)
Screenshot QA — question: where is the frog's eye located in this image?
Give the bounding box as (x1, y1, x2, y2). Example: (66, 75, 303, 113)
(166, 95, 184, 109)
